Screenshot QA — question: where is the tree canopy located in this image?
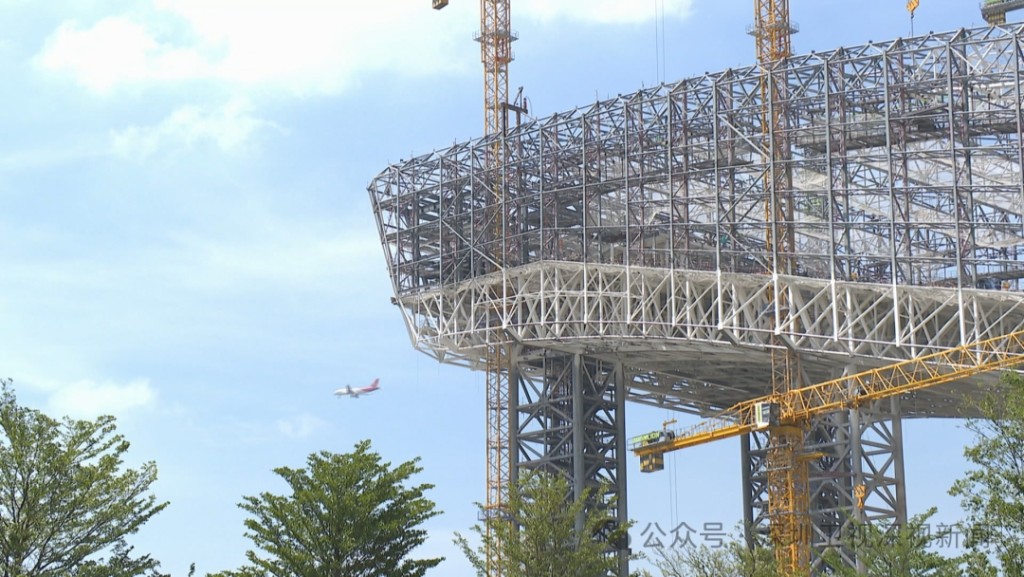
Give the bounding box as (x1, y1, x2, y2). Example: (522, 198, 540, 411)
(820, 508, 963, 577)
(650, 538, 786, 577)
(216, 439, 442, 577)
(949, 371, 1024, 577)
(0, 379, 168, 577)
(650, 510, 966, 577)
(456, 470, 628, 577)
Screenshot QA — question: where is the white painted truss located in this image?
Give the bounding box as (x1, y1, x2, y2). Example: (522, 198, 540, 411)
(394, 263, 1024, 415)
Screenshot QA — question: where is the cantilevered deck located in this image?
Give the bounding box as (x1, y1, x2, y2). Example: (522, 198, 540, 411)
(370, 25, 1024, 417)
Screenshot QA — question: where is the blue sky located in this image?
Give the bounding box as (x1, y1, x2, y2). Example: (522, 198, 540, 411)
(0, 1, 996, 575)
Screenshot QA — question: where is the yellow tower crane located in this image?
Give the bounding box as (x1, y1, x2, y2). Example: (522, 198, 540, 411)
(432, 2, 516, 577)
(632, 329, 1024, 572)
(748, 0, 806, 571)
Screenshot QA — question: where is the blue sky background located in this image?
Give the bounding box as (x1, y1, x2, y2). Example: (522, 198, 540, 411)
(0, 1, 996, 575)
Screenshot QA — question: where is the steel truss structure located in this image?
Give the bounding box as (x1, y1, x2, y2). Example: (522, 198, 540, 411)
(511, 346, 630, 575)
(369, 24, 1024, 573)
(743, 398, 908, 570)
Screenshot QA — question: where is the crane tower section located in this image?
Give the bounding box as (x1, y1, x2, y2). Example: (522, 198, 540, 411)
(477, 0, 515, 138)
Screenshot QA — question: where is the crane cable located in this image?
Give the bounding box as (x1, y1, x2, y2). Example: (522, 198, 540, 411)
(653, 0, 667, 84)
(907, 0, 919, 36)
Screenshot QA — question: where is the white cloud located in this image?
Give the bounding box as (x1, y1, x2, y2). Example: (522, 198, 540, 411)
(518, 0, 694, 25)
(162, 227, 378, 296)
(47, 378, 157, 420)
(33, 1, 692, 97)
(110, 97, 274, 158)
(0, 143, 103, 172)
(276, 413, 325, 439)
(34, 16, 212, 95)
(35, 1, 475, 97)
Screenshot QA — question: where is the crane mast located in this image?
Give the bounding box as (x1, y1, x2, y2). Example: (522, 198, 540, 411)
(753, 0, 793, 63)
(434, 2, 516, 576)
(478, 0, 514, 138)
(478, 6, 514, 577)
(749, 0, 806, 572)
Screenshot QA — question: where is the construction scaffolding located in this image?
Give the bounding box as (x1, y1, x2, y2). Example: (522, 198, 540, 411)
(369, 24, 1024, 572)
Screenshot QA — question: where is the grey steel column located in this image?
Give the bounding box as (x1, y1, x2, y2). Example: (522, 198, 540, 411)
(572, 353, 585, 533)
(806, 400, 907, 574)
(615, 363, 630, 577)
(890, 396, 908, 526)
(509, 344, 521, 489)
(742, 430, 771, 545)
(743, 399, 907, 574)
(808, 411, 855, 571)
(513, 350, 628, 576)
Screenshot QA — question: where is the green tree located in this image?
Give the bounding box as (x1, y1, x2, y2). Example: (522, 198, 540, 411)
(0, 379, 168, 576)
(649, 535, 786, 577)
(455, 470, 628, 577)
(216, 440, 442, 577)
(653, 512, 968, 577)
(949, 371, 1024, 577)
(820, 508, 961, 577)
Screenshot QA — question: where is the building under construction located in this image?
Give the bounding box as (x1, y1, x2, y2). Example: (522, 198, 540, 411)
(369, 23, 1024, 573)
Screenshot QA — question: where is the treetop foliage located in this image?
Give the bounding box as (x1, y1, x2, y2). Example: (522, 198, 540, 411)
(0, 378, 167, 577)
(456, 469, 628, 577)
(216, 439, 442, 577)
(949, 371, 1024, 577)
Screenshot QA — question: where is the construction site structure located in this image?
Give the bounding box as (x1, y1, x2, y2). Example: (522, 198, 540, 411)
(982, 0, 1024, 25)
(631, 328, 1024, 568)
(370, 20, 1024, 575)
(748, 1, 813, 571)
(430, 2, 518, 577)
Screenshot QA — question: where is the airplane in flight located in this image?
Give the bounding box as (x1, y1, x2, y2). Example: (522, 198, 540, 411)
(333, 378, 380, 398)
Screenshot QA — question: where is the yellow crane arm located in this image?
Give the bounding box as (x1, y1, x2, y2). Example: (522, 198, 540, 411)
(779, 329, 1024, 416)
(631, 420, 755, 456)
(632, 328, 1024, 461)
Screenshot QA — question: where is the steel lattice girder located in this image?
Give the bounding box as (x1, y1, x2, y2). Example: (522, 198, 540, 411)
(387, 263, 1023, 416)
(368, 25, 1024, 414)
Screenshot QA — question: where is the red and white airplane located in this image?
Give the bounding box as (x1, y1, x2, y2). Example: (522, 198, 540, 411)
(334, 378, 380, 398)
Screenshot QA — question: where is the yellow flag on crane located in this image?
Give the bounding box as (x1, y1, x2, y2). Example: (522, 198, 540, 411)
(907, 0, 919, 16)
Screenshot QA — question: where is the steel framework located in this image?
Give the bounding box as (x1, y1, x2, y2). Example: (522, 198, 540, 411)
(745, 399, 908, 571)
(369, 24, 1024, 573)
(633, 328, 1024, 568)
(511, 347, 630, 575)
